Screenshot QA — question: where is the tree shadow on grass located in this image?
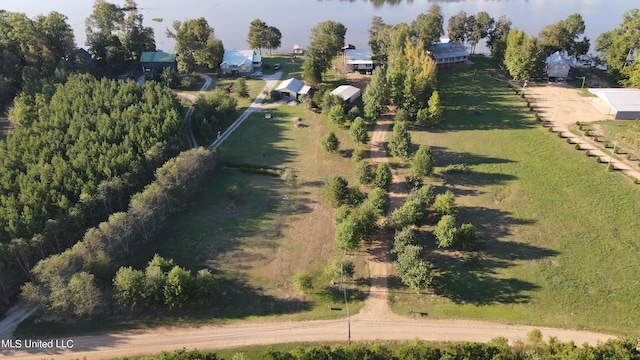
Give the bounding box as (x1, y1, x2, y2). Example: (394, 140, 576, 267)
(209, 276, 312, 318)
(429, 242, 555, 306)
(432, 146, 515, 168)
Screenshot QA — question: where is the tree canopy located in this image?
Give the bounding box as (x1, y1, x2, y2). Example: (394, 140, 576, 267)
(0, 10, 77, 109)
(596, 9, 640, 86)
(538, 13, 589, 58)
(85, 0, 155, 71)
(166, 17, 224, 73)
(307, 21, 347, 76)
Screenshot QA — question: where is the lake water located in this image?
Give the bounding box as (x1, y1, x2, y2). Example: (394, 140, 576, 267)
(1, 0, 636, 55)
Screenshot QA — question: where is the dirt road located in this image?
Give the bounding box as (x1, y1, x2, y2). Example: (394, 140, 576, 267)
(525, 84, 640, 181)
(0, 82, 621, 360)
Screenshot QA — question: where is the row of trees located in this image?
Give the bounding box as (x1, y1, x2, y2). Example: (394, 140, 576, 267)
(113, 255, 216, 310)
(21, 148, 216, 317)
(364, 15, 441, 124)
(247, 18, 282, 55)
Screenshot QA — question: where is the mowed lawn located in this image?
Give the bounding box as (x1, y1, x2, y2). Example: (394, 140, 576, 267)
(397, 56, 640, 336)
(130, 103, 369, 321)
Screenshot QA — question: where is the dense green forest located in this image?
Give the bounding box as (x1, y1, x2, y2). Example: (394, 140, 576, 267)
(0, 74, 187, 306)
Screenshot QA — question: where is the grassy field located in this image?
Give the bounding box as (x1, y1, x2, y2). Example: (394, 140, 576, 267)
(389, 56, 640, 336)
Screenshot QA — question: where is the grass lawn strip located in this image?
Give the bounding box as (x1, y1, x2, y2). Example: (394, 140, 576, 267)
(396, 56, 640, 336)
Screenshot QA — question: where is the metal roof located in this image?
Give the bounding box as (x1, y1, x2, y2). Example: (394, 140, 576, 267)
(344, 49, 373, 65)
(275, 78, 310, 95)
(429, 41, 469, 59)
(546, 51, 575, 68)
(221, 49, 261, 66)
(330, 85, 361, 101)
(139, 51, 176, 63)
(588, 88, 640, 113)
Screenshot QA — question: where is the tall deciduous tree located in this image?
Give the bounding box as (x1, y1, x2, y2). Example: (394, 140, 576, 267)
(504, 28, 544, 81)
(167, 18, 224, 73)
(410, 4, 444, 48)
(363, 65, 389, 120)
(411, 145, 434, 177)
(596, 9, 640, 85)
(447, 11, 468, 43)
(350, 117, 369, 145)
(121, 0, 155, 61)
(307, 21, 347, 77)
(487, 15, 512, 64)
(265, 26, 282, 54)
(247, 18, 267, 53)
(468, 11, 494, 54)
(538, 13, 588, 57)
(388, 121, 412, 159)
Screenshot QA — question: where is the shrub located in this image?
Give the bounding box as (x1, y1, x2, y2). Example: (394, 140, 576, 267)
(411, 145, 434, 177)
(434, 190, 457, 216)
(292, 272, 313, 293)
(364, 187, 389, 216)
(405, 174, 423, 191)
(322, 175, 349, 208)
(354, 160, 374, 185)
(372, 162, 392, 190)
(575, 144, 581, 150)
(321, 131, 339, 153)
(457, 223, 479, 249)
(328, 105, 346, 126)
(585, 150, 591, 156)
(443, 163, 469, 174)
(352, 148, 366, 162)
(333, 205, 352, 226)
(434, 215, 458, 248)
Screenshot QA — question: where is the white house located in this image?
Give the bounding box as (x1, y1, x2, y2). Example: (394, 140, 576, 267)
(220, 49, 262, 76)
(343, 49, 374, 73)
(330, 85, 361, 103)
(546, 51, 575, 81)
(275, 78, 310, 100)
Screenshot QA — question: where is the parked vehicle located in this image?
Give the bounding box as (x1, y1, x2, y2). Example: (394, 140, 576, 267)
(273, 63, 280, 70)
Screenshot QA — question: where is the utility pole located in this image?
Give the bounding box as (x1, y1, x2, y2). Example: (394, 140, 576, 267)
(341, 261, 351, 344)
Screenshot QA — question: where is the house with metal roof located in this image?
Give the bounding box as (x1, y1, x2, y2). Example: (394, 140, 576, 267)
(275, 78, 311, 100)
(588, 88, 640, 120)
(330, 85, 361, 103)
(343, 49, 374, 73)
(220, 49, 262, 76)
(546, 51, 575, 81)
(139, 51, 177, 72)
(428, 42, 469, 69)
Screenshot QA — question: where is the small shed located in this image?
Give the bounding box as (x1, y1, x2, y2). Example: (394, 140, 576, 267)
(330, 85, 361, 103)
(140, 51, 177, 72)
(546, 51, 575, 81)
(275, 78, 311, 100)
(588, 88, 640, 120)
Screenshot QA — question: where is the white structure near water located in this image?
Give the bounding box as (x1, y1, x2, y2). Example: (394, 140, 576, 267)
(588, 88, 640, 120)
